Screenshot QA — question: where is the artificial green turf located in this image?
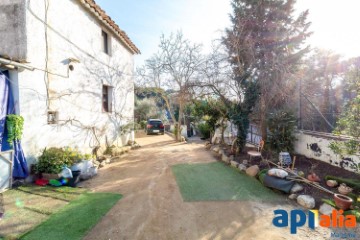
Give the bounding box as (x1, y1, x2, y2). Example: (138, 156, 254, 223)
(20, 193, 122, 240)
(172, 162, 281, 202)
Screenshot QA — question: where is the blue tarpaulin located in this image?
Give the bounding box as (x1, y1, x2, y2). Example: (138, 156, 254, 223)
(0, 71, 29, 179)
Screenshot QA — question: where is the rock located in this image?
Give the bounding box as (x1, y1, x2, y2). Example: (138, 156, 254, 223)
(99, 162, 106, 168)
(242, 160, 248, 165)
(297, 195, 315, 209)
(238, 164, 247, 171)
(205, 144, 211, 150)
(212, 147, 219, 153)
(246, 165, 259, 177)
(229, 155, 234, 162)
(110, 156, 120, 162)
(111, 148, 122, 156)
(123, 146, 131, 152)
(319, 203, 335, 215)
(97, 156, 106, 161)
(288, 194, 297, 200)
(93, 160, 101, 166)
(230, 160, 239, 168)
(307, 173, 320, 182)
(326, 180, 338, 187)
(297, 171, 305, 177)
(218, 149, 224, 156)
(105, 158, 111, 164)
(222, 154, 230, 163)
(268, 168, 288, 178)
(290, 183, 304, 193)
(131, 143, 141, 150)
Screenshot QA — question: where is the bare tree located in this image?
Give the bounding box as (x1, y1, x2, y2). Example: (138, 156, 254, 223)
(196, 43, 236, 101)
(137, 32, 203, 141)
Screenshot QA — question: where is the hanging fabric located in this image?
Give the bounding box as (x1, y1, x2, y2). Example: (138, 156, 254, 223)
(0, 71, 29, 178)
(0, 72, 9, 149)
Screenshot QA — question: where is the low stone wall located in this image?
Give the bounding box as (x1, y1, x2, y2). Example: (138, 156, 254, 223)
(294, 131, 360, 174)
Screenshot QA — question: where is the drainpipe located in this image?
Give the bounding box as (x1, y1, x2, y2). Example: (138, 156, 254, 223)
(0, 58, 35, 71)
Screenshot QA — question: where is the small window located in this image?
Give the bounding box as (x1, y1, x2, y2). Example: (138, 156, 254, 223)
(102, 85, 113, 112)
(101, 30, 110, 54)
(47, 111, 58, 124)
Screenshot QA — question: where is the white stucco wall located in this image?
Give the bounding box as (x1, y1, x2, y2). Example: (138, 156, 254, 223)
(294, 131, 360, 174)
(5, 0, 136, 163)
(169, 124, 187, 137)
(0, 0, 27, 60)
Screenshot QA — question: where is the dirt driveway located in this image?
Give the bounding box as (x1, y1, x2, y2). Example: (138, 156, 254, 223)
(83, 133, 331, 240)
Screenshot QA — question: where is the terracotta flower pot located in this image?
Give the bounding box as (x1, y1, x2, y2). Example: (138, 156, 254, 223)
(334, 194, 353, 210)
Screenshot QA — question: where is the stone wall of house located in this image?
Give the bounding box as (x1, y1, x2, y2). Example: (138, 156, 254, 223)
(6, 0, 135, 163)
(294, 131, 360, 174)
(0, 0, 27, 60)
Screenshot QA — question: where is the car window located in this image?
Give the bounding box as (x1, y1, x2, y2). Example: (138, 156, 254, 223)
(149, 121, 162, 125)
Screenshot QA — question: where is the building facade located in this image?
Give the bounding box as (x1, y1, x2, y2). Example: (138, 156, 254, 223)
(0, 0, 140, 164)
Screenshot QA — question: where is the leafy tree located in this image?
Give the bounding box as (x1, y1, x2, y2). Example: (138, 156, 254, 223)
(298, 49, 345, 132)
(192, 99, 228, 143)
(197, 43, 260, 151)
(329, 57, 360, 164)
(134, 97, 162, 123)
(224, 0, 311, 141)
(335, 57, 360, 138)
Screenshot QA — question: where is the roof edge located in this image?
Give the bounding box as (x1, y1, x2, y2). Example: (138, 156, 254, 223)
(79, 0, 140, 55)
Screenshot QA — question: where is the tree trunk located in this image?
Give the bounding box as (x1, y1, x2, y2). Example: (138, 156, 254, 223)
(176, 101, 184, 141)
(260, 96, 267, 141)
(220, 118, 225, 144)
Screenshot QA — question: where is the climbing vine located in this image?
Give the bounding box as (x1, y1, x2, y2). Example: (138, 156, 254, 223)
(229, 82, 259, 153)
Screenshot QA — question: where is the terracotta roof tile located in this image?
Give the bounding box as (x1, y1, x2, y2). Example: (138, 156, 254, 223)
(79, 0, 140, 54)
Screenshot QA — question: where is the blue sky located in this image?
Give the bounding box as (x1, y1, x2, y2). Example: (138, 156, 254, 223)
(96, 0, 360, 66)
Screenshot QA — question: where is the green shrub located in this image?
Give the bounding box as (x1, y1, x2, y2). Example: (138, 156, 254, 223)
(140, 120, 147, 129)
(103, 145, 115, 156)
(197, 122, 211, 139)
(36, 147, 86, 174)
(267, 110, 296, 154)
(173, 125, 178, 137)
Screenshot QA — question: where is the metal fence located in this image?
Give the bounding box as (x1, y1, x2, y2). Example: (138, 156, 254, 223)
(246, 124, 262, 146)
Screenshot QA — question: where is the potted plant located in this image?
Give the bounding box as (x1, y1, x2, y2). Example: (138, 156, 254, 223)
(6, 114, 24, 145)
(36, 147, 81, 180)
